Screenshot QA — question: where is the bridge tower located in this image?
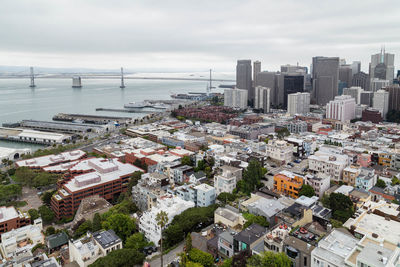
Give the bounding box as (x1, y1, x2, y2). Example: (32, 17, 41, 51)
(29, 67, 36, 88)
(120, 67, 125, 88)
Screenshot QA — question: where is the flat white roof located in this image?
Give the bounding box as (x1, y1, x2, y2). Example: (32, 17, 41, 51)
(0, 206, 18, 223)
(64, 158, 141, 192)
(194, 183, 215, 192)
(16, 150, 86, 168)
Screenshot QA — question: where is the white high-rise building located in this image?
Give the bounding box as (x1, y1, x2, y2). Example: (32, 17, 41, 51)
(254, 86, 270, 113)
(343, 86, 364, 104)
(326, 95, 356, 122)
(287, 92, 310, 116)
(224, 88, 248, 109)
(373, 89, 389, 119)
(369, 48, 395, 82)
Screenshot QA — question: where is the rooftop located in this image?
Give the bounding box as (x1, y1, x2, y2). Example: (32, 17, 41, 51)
(16, 150, 86, 168)
(93, 230, 121, 249)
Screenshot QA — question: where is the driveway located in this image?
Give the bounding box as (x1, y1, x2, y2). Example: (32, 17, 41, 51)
(20, 187, 42, 212)
(148, 242, 184, 267)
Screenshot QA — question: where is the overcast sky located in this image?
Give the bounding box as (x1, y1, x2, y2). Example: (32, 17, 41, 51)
(0, 0, 399, 72)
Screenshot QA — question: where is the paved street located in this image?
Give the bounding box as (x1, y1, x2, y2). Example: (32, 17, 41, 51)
(148, 242, 184, 267)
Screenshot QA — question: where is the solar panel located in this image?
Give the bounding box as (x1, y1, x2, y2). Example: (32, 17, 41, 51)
(314, 206, 323, 213)
(320, 209, 330, 217)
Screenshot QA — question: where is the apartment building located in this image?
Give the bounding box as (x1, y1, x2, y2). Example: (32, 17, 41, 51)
(273, 171, 304, 199)
(266, 140, 294, 164)
(51, 158, 140, 219)
(308, 151, 348, 182)
(304, 174, 330, 198)
(132, 172, 169, 211)
(0, 206, 31, 234)
(169, 183, 216, 207)
(139, 195, 195, 245)
(342, 165, 361, 186)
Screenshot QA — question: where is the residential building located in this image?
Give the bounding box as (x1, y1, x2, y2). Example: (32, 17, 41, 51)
(246, 197, 286, 226)
(51, 158, 141, 219)
(236, 59, 253, 103)
(373, 89, 389, 119)
(325, 95, 356, 122)
(362, 108, 382, 123)
(224, 88, 248, 109)
(284, 235, 315, 267)
(273, 171, 304, 199)
(312, 56, 340, 105)
(218, 230, 236, 258)
(132, 172, 169, 211)
(311, 229, 358, 267)
(287, 92, 310, 116)
(229, 123, 275, 140)
(139, 196, 195, 245)
(264, 223, 292, 254)
(0, 206, 31, 234)
(254, 86, 270, 113)
(214, 207, 246, 230)
(342, 165, 361, 186)
(0, 219, 43, 259)
(284, 121, 308, 134)
(195, 183, 216, 207)
(266, 140, 294, 164)
(69, 230, 122, 267)
(233, 223, 267, 253)
(304, 174, 330, 198)
(214, 172, 237, 195)
(171, 165, 193, 183)
(308, 151, 348, 182)
(355, 167, 376, 191)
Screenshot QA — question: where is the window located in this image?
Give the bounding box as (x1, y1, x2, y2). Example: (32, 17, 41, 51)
(304, 256, 307, 266)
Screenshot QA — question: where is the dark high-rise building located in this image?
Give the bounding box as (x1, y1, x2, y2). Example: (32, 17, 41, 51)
(374, 63, 387, 80)
(383, 85, 400, 111)
(360, 91, 374, 107)
(283, 75, 304, 108)
(352, 71, 370, 91)
(339, 65, 353, 88)
(236, 60, 253, 104)
(312, 56, 339, 106)
(253, 61, 261, 86)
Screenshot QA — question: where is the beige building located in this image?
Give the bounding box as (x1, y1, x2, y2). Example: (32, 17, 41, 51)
(214, 207, 246, 230)
(265, 140, 294, 164)
(342, 165, 361, 186)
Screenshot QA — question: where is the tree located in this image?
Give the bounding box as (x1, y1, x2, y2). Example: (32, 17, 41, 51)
(392, 177, 400, 186)
(74, 220, 93, 238)
(188, 248, 214, 267)
(376, 179, 386, 188)
(246, 251, 291, 267)
(328, 193, 354, 223)
(125, 232, 151, 251)
(41, 191, 54, 205)
(186, 262, 203, 267)
(38, 205, 55, 224)
(102, 214, 136, 242)
(221, 258, 232, 267)
(242, 213, 269, 229)
(156, 211, 168, 267)
(182, 156, 193, 166)
(45, 226, 56, 236)
(185, 233, 192, 252)
(92, 213, 102, 232)
(240, 160, 263, 195)
(89, 248, 145, 267)
(217, 192, 237, 204)
(299, 184, 315, 197)
(28, 209, 40, 221)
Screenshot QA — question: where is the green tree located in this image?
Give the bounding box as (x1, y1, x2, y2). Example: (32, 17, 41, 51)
(28, 209, 40, 221)
(0, 184, 22, 203)
(197, 160, 206, 171)
(74, 220, 93, 238)
(185, 233, 193, 252)
(89, 248, 145, 267)
(242, 213, 269, 229)
(246, 251, 291, 267)
(221, 258, 232, 267)
(41, 191, 54, 205)
(329, 193, 354, 223)
(45, 226, 56, 236)
(38, 205, 55, 224)
(156, 211, 168, 267)
(391, 177, 400, 186)
(102, 214, 136, 242)
(92, 213, 102, 232)
(188, 248, 214, 267)
(217, 192, 237, 204)
(186, 262, 203, 267)
(125, 232, 151, 251)
(299, 184, 315, 197)
(240, 160, 263, 194)
(182, 156, 193, 166)
(376, 179, 386, 188)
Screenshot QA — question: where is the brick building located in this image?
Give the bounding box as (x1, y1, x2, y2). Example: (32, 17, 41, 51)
(0, 206, 31, 234)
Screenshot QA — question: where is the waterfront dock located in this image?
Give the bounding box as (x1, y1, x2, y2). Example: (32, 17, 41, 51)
(53, 113, 133, 125)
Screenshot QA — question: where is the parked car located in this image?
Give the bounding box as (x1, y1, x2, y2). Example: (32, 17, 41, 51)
(294, 159, 302, 163)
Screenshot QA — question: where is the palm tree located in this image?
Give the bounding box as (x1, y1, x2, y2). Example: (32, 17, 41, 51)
(156, 211, 168, 267)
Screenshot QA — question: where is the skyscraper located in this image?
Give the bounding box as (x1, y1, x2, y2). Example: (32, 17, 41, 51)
(253, 61, 261, 86)
(236, 60, 252, 103)
(343, 86, 364, 104)
(351, 61, 361, 75)
(312, 57, 340, 106)
(369, 48, 395, 83)
(360, 91, 374, 107)
(254, 86, 270, 113)
(383, 85, 400, 111)
(370, 78, 389, 92)
(287, 92, 310, 116)
(373, 89, 389, 119)
(255, 71, 278, 107)
(339, 64, 353, 89)
(352, 71, 370, 91)
(282, 74, 305, 108)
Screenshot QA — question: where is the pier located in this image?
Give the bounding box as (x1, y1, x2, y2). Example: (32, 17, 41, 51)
(95, 108, 156, 114)
(53, 113, 133, 125)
